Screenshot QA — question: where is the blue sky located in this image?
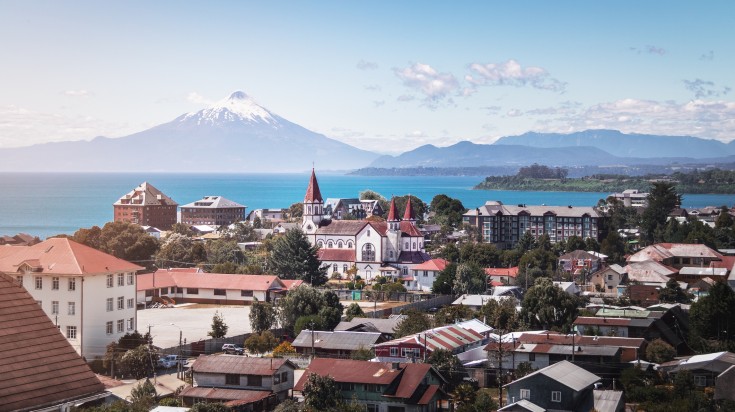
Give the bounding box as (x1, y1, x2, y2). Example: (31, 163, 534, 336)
(1, 1, 733, 153)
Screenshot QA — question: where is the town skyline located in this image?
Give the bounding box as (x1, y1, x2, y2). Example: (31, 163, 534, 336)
(1, 1, 734, 154)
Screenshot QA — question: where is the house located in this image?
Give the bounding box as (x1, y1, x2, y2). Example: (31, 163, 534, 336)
(272, 222, 300, 235)
(623, 260, 677, 287)
(0, 232, 39, 246)
(113, 181, 178, 230)
(373, 323, 486, 363)
(501, 361, 624, 412)
(553, 281, 580, 296)
(589, 264, 626, 294)
(0, 272, 107, 410)
(627, 243, 723, 269)
(180, 354, 297, 409)
(302, 170, 430, 281)
(180, 196, 246, 227)
(660, 352, 735, 388)
(324, 197, 383, 220)
(559, 250, 603, 279)
(715, 365, 735, 402)
(247, 208, 286, 225)
(0, 237, 144, 358)
(452, 294, 514, 311)
(334, 316, 406, 341)
(463, 201, 600, 249)
(294, 358, 450, 412)
(406, 258, 447, 292)
(291, 330, 385, 357)
(137, 270, 293, 305)
(486, 266, 519, 286)
(610, 189, 648, 208)
(141, 225, 163, 239)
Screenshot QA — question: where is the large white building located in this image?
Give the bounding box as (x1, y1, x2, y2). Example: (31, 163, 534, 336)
(301, 170, 430, 282)
(0, 238, 143, 359)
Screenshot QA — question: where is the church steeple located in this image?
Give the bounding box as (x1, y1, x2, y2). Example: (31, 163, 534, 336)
(387, 197, 399, 230)
(303, 168, 324, 227)
(403, 196, 415, 221)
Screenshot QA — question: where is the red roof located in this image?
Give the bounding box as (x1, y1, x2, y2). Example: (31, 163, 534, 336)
(317, 249, 357, 262)
(179, 386, 272, 403)
(280, 279, 304, 290)
(412, 258, 447, 272)
(403, 197, 415, 220)
(573, 317, 631, 326)
(0, 273, 105, 409)
(516, 332, 645, 348)
(192, 354, 292, 375)
(485, 267, 519, 277)
(0, 237, 144, 275)
(137, 271, 285, 292)
(387, 197, 398, 221)
(399, 221, 423, 237)
(304, 169, 323, 202)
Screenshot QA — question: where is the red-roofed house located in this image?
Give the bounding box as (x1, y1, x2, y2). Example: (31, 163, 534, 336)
(294, 358, 450, 412)
(373, 323, 485, 363)
(301, 170, 430, 282)
(0, 238, 144, 358)
(406, 258, 448, 292)
(137, 270, 294, 305)
(485, 266, 519, 286)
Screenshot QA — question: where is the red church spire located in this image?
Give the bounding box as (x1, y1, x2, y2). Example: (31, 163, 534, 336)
(403, 196, 415, 221)
(304, 168, 323, 202)
(387, 197, 398, 221)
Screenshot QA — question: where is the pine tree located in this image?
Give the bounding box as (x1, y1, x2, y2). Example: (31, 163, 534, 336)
(267, 229, 327, 285)
(208, 310, 228, 339)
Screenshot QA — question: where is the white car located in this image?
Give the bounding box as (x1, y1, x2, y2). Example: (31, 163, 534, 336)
(158, 354, 186, 368)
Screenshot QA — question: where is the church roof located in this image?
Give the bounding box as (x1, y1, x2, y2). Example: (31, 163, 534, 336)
(316, 220, 369, 235)
(304, 169, 323, 203)
(317, 249, 357, 262)
(403, 197, 415, 220)
(387, 197, 399, 221)
(397, 251, 431, 264)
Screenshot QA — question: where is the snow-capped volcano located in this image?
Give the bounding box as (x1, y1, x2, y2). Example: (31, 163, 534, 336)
(181, 91, 278, 126)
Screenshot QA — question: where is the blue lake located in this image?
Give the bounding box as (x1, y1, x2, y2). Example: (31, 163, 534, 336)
(0, 172, 733, 239)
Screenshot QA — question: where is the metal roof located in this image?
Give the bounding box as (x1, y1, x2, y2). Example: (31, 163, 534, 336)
(507, 360, 600, 392)
(192, 354, 292, 375)
(292, 330, 382, 350)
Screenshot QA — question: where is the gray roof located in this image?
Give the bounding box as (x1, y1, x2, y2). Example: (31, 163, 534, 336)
(291, 330, 382, 351)
(465, 200, 599, 219)
(507, 360, 600, 392)
(593, 390, 625, 412)
(497, 399, 546, 412)
(335, 316, 405, 335)
(181, 195, 244, 209)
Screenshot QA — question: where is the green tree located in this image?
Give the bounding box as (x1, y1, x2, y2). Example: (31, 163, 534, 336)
(521, 277, 580, 331)
(641, 182, 681, 244)
(344, 302, 365, 321)
(658, 279, 692, 304)
(273, 399, 301, 412)
(129, 379, 156, 409)
(208, 310, 229, 339)
(689, 281, 735, 351)
(170, 222, 194, 236)
(205, 239, 243, 265)
(715, 205, 734, 229)
(459, 242, 502, 267)
(268, 229, 327, 285)
(156, 233, 202, 267)
(222, 221, 259, 242)
(478, 297, 519, 331)
(430, 194, 467, 228)
(73, 221, 160, 264)
(302, 373, 341, 411)
(646, 338, 676, 363)
(244, 331, 279, 354)
(318, 291, 345, 330)
(350, 345, 375, 361)
(428, 348, 464, 389)
(433, 305, 475, 326)
(452, 382, 477, 412)
(288, 202, 303, 220)
(515, 362, 536, 378)
(294, 314, 327, 336)
(453, 262, 487, 295)
(432, 262, 455, 294)
(278, 285, 341, 335)
(119, 344, 157, 379)
(249, 299, 277, 334)
(393, 309, 432, 338)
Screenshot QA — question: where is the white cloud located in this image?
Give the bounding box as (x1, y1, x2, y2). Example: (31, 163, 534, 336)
(394, 63, 460, 106)
(465, 59, 566, 92)
(405, 130, 428, 138)
(62, 90, 92, 97)
(357, 60, 378, 70)
(186, 92, 214, 105)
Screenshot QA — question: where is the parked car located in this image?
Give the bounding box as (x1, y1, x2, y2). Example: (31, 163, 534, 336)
(222, 343, 244, 355)
(158, 354, 186, 369)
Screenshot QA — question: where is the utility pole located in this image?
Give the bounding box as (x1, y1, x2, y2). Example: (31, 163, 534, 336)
(178, 329, 183, 380)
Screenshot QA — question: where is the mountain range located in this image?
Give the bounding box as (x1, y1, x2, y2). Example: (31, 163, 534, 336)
(0, 92, 733, 173)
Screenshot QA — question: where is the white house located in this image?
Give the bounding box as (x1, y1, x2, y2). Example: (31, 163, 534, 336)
(405, 258, 447, 292)
(0, 238, 144, 358)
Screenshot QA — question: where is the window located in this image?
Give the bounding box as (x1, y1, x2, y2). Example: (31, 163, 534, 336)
(274, 373, 281, 384)
(241, 290, 253, 297)
(347, 241, 354, 248)
(66, 326, 77, 339)
(127, 298, 134, 309)
(317, 240, 324, 247)
(68, 302, 75, 315)
(607, 274, 613, 281)
(106, 321, 113, 335)
(366, 405, 378, 412)
(520, 389, 530, 400)
(35, 276, 43, 290)
(247, 375, 262, 387)
(529, 353, 536, 361)
(340, 383, 355, 391)
(226, 374, 240, 385)
(361, 243, 375, 261)
(117, 319, 124, 333)
(694, 375, 707, 387)
(52, 277, 59, 290)
(390, 347, 398, 357)
(343, 264, 348, 273)
(118, 273, 124, 286)
(423, 270, 428, 277)
(106, 298, 113, 311)
(187, 288, 198, 295)
(327, 240, 334, 248)
(552, 391, 561, 402)
(118, 296, 124, 310)
(337, 240, 343, 248)
(127, 318, 134, 330)
(333, 263, 338, 273)
(281, 371, 288, 383)
(16, 276, 23, 286)
(127, 273, 134, 285)
(106, 274, 113, 288)
(68, 277, 76, 291)
(52, 301, 59, 314)
(214, 289, 226, 296)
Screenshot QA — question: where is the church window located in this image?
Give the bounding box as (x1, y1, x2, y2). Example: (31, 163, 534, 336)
(361, 244, 375, 261)
(308, 206, 312, 214)
(337, 240, 343, 248)
(333, 264, 338, 273)
(317, 240, 324, 247)
(390, 251, 394, 258)
(343, 264, 348, 273)
(367, 230, 371, 237)
(327, 240, 334, 248)
(405, 242, 408, 249)
(347, 241, 354, 248)
(412, 242, 416, 249)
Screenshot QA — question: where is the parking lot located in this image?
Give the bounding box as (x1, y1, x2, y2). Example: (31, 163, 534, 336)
(138, 304, 252, 349)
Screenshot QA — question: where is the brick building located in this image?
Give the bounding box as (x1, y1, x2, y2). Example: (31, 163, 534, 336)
(113, 182, 178, 230)
(180, 195, 246, 226)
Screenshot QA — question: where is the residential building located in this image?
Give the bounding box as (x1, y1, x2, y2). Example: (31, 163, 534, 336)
(452, 294, 515, 311)
(113, 181, 178, 230)
(660, 351, 735, 389)
(291, 330, 385, 357)
(501, 361, 624, 412)
(180, 196, 246, 226)
(334, 316, 406, 341)
(0, 273, 107, 410)
(627, 243, 723, 269)
(302, 170, 430, 281)
(324, 197, 384, 220)
(558, 250, 603, 278)
(180, 354, 296, 409)
(373, 323, 486, 363)
(485, 266, 519, 286)
(247, 208, 286, 225)
(589, 264, 626, 294)
(610, 189, 648, 208)
(137, 270, 295, 305)
(405, 258, 447, 292)
(462, 201, 599, 249)
(294, 358, 450, 412)
(0, 238, 143, 358)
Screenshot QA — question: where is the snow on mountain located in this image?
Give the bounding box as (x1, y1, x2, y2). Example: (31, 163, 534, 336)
(180, 91, 278, 126)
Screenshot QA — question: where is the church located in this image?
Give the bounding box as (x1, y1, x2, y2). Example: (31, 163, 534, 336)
(301, 170, 431, 282)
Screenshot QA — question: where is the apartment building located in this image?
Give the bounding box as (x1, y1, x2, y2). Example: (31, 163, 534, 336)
(113, 181, 178, 230)
(180, 195, 246, 226)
